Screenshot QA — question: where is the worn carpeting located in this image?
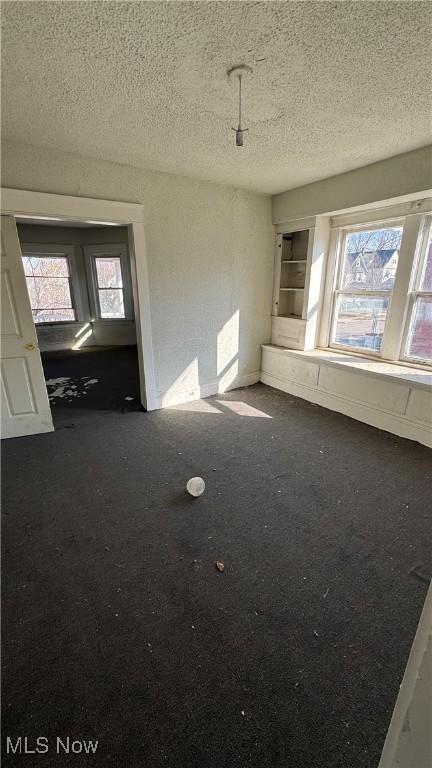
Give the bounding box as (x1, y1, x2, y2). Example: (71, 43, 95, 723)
(41, 345, 141, 420)
(2, 383, 431, 767)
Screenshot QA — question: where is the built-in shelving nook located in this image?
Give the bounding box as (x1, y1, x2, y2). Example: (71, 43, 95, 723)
(271, 218, 330, 350)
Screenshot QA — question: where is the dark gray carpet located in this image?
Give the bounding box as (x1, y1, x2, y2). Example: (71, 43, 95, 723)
(41, 346, 141, 418)
(2, 383, 431, 767)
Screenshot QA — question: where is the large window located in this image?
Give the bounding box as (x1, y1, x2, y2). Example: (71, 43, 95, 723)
(94, 256, 125, 319)
(404, 220, 432, 364)
(327, 213, 432, 366)
(22, 254, 75, 323)
(332, 226, 402, 352)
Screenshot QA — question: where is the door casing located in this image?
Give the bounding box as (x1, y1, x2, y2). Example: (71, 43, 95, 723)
(1, 188, 157, 434)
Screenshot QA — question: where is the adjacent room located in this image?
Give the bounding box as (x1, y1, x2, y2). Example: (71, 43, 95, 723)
(15, 220, 141, 422)
(1, 2, 431, 767)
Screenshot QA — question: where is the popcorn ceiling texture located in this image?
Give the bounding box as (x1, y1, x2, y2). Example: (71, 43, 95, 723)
(2, 1, 431, 194)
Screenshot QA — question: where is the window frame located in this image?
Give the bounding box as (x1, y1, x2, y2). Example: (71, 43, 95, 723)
(93, 254, 126, 320)
(399, 216, 432, 366)
(84, 243, 133, 322)
(327, 218, 404, 358)
(20, 244, 80, 325)
(320, 206, 432, 368)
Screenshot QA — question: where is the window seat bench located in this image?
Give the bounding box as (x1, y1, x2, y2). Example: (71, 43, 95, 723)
(260, 344, 432, 447)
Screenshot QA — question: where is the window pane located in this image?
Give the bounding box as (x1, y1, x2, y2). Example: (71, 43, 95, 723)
(333, 295, 389, 351)
(33, 308, 75, 323)
(22, 254, 75, 324)
(341, 227, 403, 290)
(420, 231, 432, 291)
(95, 257, 123, 288)
(26, 276, 73, 309)
(98, 288, 125, 318)
(23, 255, 69, 277)
(406, 297, 432, 362)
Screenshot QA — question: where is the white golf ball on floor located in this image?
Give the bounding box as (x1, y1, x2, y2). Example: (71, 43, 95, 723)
(186, 477, 205, 497)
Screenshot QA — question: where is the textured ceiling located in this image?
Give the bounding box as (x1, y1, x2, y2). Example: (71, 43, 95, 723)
(2, 1, 431, 194)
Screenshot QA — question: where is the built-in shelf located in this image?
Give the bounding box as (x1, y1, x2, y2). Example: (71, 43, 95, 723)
(273, 227, 310, 332)
(271, 218, 330, 351)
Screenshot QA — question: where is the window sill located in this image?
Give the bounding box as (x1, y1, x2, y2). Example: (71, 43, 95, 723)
(35, 320, 79, 327)
(95, 318, 131, 323)
(261, 345, 432, 391)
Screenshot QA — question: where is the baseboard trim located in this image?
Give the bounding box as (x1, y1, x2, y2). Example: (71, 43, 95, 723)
(156, 371, 261, 410)
(260, 371, 432, 448)
(378, 585, 432, 768)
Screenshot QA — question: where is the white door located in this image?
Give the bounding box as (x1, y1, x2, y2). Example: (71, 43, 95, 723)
(1, 216, 53, 438)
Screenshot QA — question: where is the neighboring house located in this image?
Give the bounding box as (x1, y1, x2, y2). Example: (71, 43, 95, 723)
(345, 249, 399, 289)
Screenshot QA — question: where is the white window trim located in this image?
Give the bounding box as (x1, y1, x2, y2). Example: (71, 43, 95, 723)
(400, 216, 432, 366)
(319, 204, 432, 368)
(328, 217, 404, 358)
(20, 242, 85, 324)
(328, 196, 432, 229)
(83, 243, 133, 322)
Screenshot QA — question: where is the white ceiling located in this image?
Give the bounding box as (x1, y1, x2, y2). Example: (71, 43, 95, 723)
(2, 1, 431, 195)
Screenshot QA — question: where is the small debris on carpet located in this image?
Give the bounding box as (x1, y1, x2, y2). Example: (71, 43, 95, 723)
(216, 561, 225, 573)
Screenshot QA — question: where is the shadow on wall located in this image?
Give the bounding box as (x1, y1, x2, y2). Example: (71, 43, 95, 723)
(159, 309, 253, 408)
(144, 187, 273, 410)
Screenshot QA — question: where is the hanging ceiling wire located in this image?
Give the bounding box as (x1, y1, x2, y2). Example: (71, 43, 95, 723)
(228, 65, 253, 147)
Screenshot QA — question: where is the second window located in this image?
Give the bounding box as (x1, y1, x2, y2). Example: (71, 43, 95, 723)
(94, 256, 125, 319)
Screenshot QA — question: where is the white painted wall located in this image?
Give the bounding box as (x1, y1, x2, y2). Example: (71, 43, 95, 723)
(379, 586, 432, 768)
(16, 223, 136, 352)
(273, 146, 432, 224)
(2, 141, 274, 406)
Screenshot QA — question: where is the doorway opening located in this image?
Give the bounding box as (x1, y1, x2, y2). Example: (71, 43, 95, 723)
(16, 217, 142, 423)
(1, 188, 157, 439)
